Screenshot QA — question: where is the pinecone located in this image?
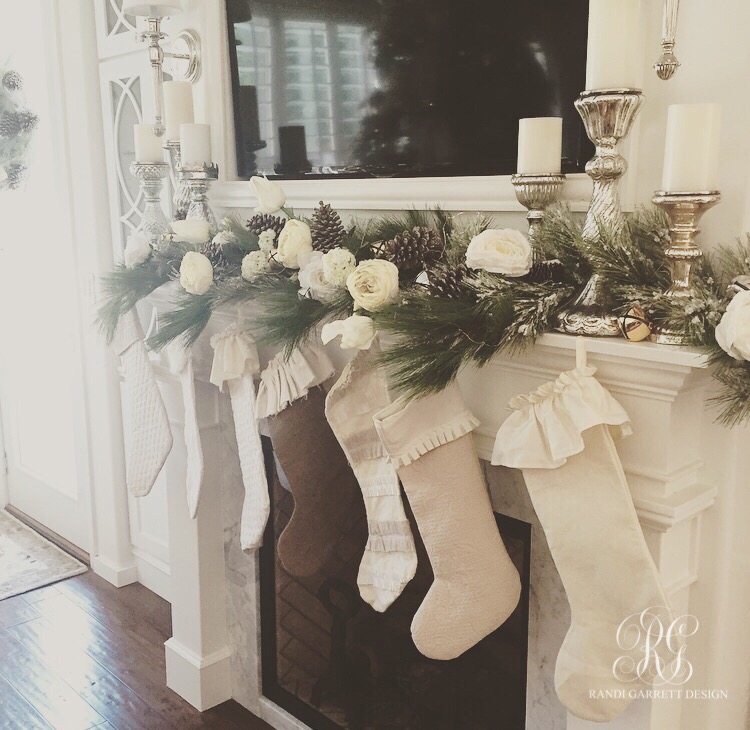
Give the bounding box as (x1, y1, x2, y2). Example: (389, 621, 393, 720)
(202, 239, 229, 269)
(311, 201, 346, 252)
(6, 162, 26, 190)
(16, 110, 38, 134)
(2, 70, 23, 91)
(373, 226, 445, 277)
(428, 263, 469, 299)
(526, 258, 566, 284)
(0, 113, 20, 138)
(247, 213, 286, 237)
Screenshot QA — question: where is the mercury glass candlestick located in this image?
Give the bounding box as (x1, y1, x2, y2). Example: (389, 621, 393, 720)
(511, 173, 566, 263)
(558, 88, 645, 337)
(655, 0, 681, 80)
(179, 163, 219, 231)
(130, 161, 170, 246)
(648, 190, 721, 345)
(164, 140, 191, 219)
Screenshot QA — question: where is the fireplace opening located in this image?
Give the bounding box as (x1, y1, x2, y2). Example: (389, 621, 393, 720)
(259, 440, 532, 730)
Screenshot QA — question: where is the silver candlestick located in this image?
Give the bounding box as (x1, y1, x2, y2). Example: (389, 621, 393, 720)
(558, 89, 645, 337)
(511, 173, 566, 264)
(180, 163, 219, 232)
(164, 140, 191, 219)
(655, 0, 681, 80)
(130, 161, 170, 246)
(649, 190, 721, 345)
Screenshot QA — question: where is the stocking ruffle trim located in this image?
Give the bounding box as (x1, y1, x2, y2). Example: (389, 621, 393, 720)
(373, 385, 480, 469)
(257, 344, 335, 418)
(491, 366, 632, 470)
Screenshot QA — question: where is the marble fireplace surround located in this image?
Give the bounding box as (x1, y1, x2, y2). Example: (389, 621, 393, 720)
(143, 293, 720, 730)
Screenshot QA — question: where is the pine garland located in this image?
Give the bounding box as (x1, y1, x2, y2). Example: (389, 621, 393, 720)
(0, 65, 37, 191)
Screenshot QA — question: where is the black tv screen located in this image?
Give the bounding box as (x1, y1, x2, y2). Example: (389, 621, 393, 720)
(225, 0, 592, 179)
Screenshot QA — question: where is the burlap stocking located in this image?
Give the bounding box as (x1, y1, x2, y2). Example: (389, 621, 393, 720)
(257, 345, 361, 577)
(325, 347, 417, 612)
(373, 385, 521, 659)
(492, 365, 676, 723)
(112, 309, 173, 497)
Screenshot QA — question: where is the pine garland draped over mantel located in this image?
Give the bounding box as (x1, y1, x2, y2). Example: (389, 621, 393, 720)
(98, 186, 750, 427)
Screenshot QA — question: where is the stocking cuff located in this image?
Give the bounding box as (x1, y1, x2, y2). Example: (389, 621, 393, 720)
(491, 366, 632, 470)
(257, 344, 335, 418)
(373, 385, 480, 469)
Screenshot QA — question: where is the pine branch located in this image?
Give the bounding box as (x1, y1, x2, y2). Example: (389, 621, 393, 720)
(148, 288, 216, 350)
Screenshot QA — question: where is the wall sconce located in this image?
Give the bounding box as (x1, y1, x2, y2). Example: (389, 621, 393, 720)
(123, 0, 202, 137)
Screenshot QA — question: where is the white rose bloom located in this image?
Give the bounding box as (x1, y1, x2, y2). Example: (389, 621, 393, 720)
(466, 228, 532, 277)
(277, 219, 313, 269)
(715, 290, 750, 361)
(346, 259, 400, 311)
(241, 250, 271, 281)
(298, 251, 340, 302)
(179, 251, 214, 295)
(251, 175, 286, 214)
(322, 315, 377, 351)
(124, 231, 152, 269)
(258, 229, 277, 253)
(171, 219, 211, 245)
(322, 248, 357, 287)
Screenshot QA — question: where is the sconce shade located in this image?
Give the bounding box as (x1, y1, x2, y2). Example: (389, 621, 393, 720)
(122, 0, 183, 17)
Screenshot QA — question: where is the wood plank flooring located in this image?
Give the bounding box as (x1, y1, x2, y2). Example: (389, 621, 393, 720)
(0, 572, 273, 730)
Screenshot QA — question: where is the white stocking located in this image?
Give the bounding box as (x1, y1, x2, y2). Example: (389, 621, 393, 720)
(112, 309, 173, 497)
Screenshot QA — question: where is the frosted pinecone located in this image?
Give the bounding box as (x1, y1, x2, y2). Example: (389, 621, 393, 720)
(428, 263, 469, 299)
(373, 226, 445, 277)
(2, 70, 23, 91)
(6, 162, 26, 189)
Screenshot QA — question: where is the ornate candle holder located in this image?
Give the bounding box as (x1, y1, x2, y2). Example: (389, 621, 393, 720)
(648, 190, 721, 345)
(130, 161, 170, 246)
(179, 163, 219, 231)
(558, 89, 645, 337)
(655, 0, 681, 80)
(511, 173, 566, 264)
(164, 140, 191, 219)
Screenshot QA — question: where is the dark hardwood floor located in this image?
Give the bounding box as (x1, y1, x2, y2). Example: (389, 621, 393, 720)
(0, 572, 273, 730)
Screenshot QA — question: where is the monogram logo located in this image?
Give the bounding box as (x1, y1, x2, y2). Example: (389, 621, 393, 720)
(613, 607, 699, 686)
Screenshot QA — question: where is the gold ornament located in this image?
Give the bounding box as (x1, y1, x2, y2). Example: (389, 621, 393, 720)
(618, 307, 652, 342)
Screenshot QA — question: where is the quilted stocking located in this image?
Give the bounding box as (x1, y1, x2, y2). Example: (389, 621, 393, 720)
(373, 385, 521, 659)
(492, 364, 676, 723)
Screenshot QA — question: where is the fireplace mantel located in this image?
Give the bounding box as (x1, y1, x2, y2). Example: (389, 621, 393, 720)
(140, 293, 723, 730)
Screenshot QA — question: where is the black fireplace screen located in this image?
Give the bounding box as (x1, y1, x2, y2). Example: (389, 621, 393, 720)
(259, 439, 531, 730)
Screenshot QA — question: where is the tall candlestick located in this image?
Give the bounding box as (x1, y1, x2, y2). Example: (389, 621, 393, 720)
(164, 81, 194, 141)
(517, 118, 563, 174)
(180, 124, 212, 167)
(585, 0, 641, 90)
(134, 124, 164, 163)
(662, 104, 721, 192)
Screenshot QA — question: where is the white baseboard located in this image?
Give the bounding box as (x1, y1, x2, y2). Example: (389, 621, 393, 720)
(165, 638, 232, 711)
(90, 555, 138, 587)
(131, 547, 171, 602)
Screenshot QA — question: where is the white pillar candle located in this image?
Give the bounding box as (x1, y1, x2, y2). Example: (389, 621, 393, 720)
(585, 0, 641, 90)
(517, 118, 563, 175)
(134, 124, 164, 163)
(662, 104, 722, 192)
(180, 124, 212, 167)
(164, 81, 194, 141)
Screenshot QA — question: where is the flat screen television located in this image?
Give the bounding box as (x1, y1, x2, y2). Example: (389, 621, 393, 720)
(225, 0, 592, 180)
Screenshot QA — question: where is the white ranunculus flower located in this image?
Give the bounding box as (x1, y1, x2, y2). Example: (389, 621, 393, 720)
(171, 219, 211, 245)
(322, 248, 357, 287)
(251, 175, 286, 214)
(258, 229, 277, 253)
(241, 250, 271, 281)
(298, 251, 340, 302)
(180, 251, 214, 295)
(124, 231, 152, 269)
(321, 315, 377, 351)
(346, 259, 400, 311)
(715, 290, 750, 361)
(277, 219, 313, 269)
(466, 228, 532, 277)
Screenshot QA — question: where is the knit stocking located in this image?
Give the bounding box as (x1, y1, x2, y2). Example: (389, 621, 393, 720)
(373, 385, 521, 659)
(492, 366, 676, 723)
(112, 309, 173, 497)
(257, 346, 360, 577)
(325, 347, 417, 612)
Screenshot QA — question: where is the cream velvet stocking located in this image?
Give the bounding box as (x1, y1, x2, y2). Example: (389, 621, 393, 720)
(374, 385, 521, 660)
(325, 346, 417, 612)
(492, 366, 676, 723)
